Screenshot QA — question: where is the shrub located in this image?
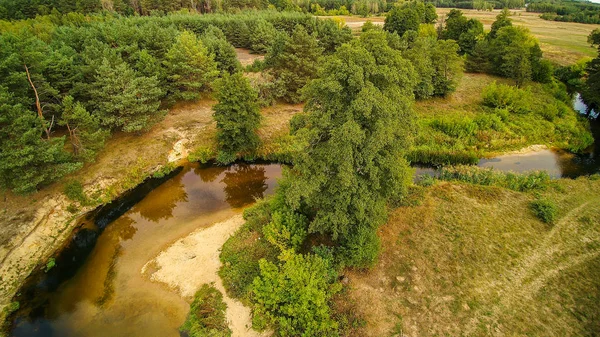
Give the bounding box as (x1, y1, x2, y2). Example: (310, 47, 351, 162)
(438, 166, 551, 192)
(263, 209, 308, 252)
(63, 180, 88, 204)
(530, 198, 557, 224)
(482, 82, 531, 114)
(251, 252, 341, 336)
(180, 284, 231, 337)
(219, 200, 279, 300)
(188, 146, 215, 163)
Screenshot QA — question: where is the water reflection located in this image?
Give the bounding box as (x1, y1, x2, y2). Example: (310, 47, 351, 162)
(11, 163, 283, 337)
(135, 172, 188, 223)
(222, 165, 268, 208)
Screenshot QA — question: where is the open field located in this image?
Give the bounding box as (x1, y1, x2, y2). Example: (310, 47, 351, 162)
(338, 8, 599, 65)
(346, 177, 600, 336)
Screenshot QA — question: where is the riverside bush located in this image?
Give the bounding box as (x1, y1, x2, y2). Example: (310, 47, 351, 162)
(180, 284, 231, 337)
(438, 165, 551, 191)
(530, 198, 558, 224)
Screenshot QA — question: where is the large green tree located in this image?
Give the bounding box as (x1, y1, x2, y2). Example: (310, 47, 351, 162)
(0, 87, 80, 193)
(90, 58, 166, 132)
(213, 72, 262, 163)
(284, 29, 417, 267)
(267, 25, 322, 103)
(164, 30, 219, 101)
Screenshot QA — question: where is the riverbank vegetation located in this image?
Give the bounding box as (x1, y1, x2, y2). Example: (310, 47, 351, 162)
(1, 1, 599, 336)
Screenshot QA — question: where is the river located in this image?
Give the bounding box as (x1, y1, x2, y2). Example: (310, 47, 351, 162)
(9, 163, 282, 337)
(7, 95, 600, 337)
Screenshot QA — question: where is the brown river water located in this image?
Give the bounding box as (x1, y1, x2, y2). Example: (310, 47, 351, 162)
(10, 163, 282, 337)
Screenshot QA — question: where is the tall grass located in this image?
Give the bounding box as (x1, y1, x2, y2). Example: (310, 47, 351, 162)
(438, 165, 551, 192)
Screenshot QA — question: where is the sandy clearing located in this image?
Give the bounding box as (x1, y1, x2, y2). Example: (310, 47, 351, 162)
(143, 215, 267, 337)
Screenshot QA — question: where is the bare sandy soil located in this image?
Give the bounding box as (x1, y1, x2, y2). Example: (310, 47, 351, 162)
(143, 214, 268, 337)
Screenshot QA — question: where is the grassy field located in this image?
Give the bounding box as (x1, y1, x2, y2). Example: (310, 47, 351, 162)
(339, 8, 599, 65)
(410, 72, 593, 165)
(345, 177, 600, 336)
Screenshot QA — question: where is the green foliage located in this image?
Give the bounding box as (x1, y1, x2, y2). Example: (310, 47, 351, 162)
(249, 19, 277, 53)
(59, 96, 109, 161)
(407, 146, 480, 165)
(266, 25, 322, 103)
(440, 9, 484, 55)
(482, 82, 531, 114)
(45, 257, 56, 272)
(384, 5, 420, 37)
(63, 180, 87, 203)
(188, 146, 215, 163)
(263, 209, 308, 252)
(90, 59, 166, 132)
(402, 34, 463, 99)
(430, 116, 477, 138)
(0, 87, 81, 194)
(283, 28, 416, 267)
(213, 72, 261, 162)
(180, 284, 231, 337)
(438, 165, 551, 192)
(201, 26, 242, 75)
(219, 199, 279, 300)
(251, 252, 341, 336)
(530, 198, 558, 224)
(165, 30, 219, 101)
(467, 11, 549, 86)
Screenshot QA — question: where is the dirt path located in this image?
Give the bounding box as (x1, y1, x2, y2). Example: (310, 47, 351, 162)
(143, 215, 267, 337)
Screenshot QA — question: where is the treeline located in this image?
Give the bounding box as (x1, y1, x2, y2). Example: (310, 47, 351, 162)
(425, 0, 523, 10)
(527, 0, 600, 24)
(436, 8, 553, 86)
(0, 11, 351, 193)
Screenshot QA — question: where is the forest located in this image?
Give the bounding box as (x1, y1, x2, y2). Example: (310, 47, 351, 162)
(1, 0, 600, 336)
(527, 0, 600, 24)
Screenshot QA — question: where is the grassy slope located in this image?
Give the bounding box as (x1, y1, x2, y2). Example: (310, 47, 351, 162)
(411, 73, 592, 164)
(346, 177, 600, 336)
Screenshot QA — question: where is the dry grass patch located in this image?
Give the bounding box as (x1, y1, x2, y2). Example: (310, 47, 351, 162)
(347, 178, 600, 336)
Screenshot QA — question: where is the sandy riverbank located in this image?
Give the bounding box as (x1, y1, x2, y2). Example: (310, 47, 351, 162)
(143, 214, 267, 337)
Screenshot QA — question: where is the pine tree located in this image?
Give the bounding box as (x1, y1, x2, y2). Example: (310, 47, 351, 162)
(0, 86, 80, 193)
(164, 30, 219, 100)
(268, 25, 322, 103)
(90, 58, 166, 132)
(59, 96, 109, 161)
(213, 72, 261, 163)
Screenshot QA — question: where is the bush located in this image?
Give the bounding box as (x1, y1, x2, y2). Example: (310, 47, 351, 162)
(482, 82, 531, 114)
(530, 198, 558, 224)
(219, 200, 279, 300)
(251, 252, 341, 336)
(63, 180, 88, 204)
(263, 209, 308, 252)
(180, 284, 231, 337)
(188, 146, 215, 163)
(438, 165, 551, 192)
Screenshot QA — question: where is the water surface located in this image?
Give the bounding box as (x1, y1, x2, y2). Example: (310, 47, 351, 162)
(11, 163, 282, 337)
